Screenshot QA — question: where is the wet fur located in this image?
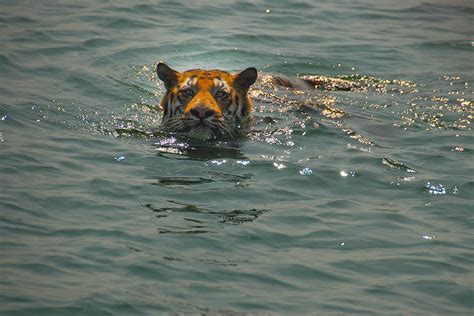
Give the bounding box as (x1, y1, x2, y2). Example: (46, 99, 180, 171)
(156, 63, 257, 140)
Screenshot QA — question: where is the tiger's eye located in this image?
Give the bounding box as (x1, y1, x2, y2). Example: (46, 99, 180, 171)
(181, 88, 194, 97)
(215, 91, 229, 99)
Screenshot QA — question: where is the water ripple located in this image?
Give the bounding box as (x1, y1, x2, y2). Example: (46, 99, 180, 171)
(1, 0, 473, 314)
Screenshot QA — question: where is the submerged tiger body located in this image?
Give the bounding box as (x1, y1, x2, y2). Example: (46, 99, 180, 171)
(156, 62, 257, 140)
(155, 62, 373, 140)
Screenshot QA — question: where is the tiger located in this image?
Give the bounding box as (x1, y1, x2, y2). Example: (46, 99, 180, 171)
(156, 62, 257, 140)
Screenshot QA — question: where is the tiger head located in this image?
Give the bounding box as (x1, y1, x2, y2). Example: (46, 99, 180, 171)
(156, 62, 257, 140)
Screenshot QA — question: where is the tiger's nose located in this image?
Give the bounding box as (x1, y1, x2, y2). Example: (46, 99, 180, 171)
(189, 105, 215, 119)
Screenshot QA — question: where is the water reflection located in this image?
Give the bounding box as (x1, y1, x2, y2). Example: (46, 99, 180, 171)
(143, 201, 269, 234)
(382, 157, 416, 173)
(147, 171, 251, 187)
(95, 66, 448, 151)
(152, 136, 246, 160)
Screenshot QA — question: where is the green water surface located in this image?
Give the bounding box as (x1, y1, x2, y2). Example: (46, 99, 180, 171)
(1, 0, 473, 315)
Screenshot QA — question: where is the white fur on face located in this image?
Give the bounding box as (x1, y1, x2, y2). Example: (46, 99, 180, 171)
(213, 78, 230, 93)
(183, 76, 198, 88)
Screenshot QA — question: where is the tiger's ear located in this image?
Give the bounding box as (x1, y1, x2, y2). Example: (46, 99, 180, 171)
(156, 62, 179, 90)
(234, 67, 257, 90)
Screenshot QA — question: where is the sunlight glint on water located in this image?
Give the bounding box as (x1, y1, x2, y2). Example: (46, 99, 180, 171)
(0, 0, 472, 315)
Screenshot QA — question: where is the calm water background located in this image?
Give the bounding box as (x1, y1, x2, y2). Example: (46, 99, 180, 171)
(1, 0, 473, 315)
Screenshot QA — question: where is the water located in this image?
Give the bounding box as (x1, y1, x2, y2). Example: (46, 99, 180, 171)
(1, 0, 473, 314)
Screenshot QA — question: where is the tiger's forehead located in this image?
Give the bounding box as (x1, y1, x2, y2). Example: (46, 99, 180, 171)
(178, 69, 234, 88)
